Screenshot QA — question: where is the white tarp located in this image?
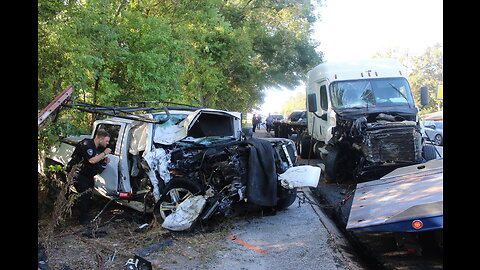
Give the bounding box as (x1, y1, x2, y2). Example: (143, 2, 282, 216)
(161, 195, 207, 231)
(279, 165, 321, 189)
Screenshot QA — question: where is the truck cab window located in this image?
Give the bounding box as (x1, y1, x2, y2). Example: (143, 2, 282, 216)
(320, 85, 328, 110)
(95, 123, 121, 154)
(330, 77, 415, 109)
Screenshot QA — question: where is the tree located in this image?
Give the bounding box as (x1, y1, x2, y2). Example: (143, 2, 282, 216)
(280, 92, 306, 116)
(408, 44, 443, 113)
(38, 0, 323, 126)
(38, 0, 185, 110)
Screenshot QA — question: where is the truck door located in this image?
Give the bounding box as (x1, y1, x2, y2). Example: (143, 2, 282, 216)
(308, 81, 329, 142)
(92, 122, 126, 197)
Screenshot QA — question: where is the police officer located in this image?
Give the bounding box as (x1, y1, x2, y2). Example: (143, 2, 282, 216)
(66, 129, 112, 224)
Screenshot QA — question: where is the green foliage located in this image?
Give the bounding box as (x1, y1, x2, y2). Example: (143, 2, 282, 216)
(38, 0, 322, 134)
(408, 44, 443, 114)
(372, 44, 443, 114)
(281, 92, 306, 115)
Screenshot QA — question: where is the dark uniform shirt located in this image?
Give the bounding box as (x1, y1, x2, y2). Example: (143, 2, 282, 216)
(67, 139, 107, 177)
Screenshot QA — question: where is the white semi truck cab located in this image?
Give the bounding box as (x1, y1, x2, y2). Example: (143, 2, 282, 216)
(302, 59, 434, 182)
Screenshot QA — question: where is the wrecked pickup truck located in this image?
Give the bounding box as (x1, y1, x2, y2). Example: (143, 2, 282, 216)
(45, 105, 321, 231)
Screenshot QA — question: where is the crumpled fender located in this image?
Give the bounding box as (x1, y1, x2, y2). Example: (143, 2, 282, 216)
(279, 165, 321, 189)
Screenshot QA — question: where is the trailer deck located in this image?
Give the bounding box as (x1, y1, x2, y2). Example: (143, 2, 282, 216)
(346, 158, 443, 232)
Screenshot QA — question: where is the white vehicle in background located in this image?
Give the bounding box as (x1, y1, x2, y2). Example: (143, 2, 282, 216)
(299, 59, 437, 182)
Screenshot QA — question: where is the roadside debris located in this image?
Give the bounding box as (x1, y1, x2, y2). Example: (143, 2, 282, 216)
(134, 223, 150, 233)
(279, 165, 321, 189)
(135, 240, 174, 257)
(38, 243, 50, 270)
(81, 229, 108, 238)
(161, 195, 207, 231)
(125, 255, 152, 270)
(227, 234, 267, 254)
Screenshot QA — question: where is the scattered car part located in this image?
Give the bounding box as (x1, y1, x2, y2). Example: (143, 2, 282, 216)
(125, 255, 152, 270)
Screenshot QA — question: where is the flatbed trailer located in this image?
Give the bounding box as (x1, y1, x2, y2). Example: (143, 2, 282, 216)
(346, 158, 443, 233)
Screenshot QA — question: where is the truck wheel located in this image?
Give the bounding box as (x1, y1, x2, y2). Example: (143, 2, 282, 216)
(279, 126, 288, 138)
(422, 144, 437, 161)
(154, 179, 203, 221)
(275, 188, 297, 210)
(324, 148, 354, 183)
(299, 137, 313, 159)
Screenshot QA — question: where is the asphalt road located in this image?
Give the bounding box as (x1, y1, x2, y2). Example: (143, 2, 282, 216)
(255, 128, 444, 270)
(203, 189, 364, 270)
(190, 128, 364, 270)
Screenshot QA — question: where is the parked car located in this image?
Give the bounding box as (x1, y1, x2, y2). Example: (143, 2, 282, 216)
(271, 114, 284, 121)
(421, 121, 443, 146)
(44, 105, 320, 231)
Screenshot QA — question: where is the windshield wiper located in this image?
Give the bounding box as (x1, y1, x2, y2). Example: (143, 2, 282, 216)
(387, 83, 411, 108)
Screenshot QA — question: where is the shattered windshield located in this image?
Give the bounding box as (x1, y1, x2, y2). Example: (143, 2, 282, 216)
(330, 77, 415, 109)
(154, 113, 188, 127)
(152, 111, 237, 145)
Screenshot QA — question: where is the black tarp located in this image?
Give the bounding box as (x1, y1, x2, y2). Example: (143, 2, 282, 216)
(241, 138, 277, 207)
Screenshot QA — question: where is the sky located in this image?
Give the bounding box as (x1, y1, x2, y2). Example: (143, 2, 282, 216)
(258, 0, 443, 115)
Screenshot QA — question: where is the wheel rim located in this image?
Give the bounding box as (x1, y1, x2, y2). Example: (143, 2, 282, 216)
(159, 187, 194, 220)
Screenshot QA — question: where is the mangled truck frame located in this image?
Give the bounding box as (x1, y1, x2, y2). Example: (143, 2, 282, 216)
(296, 59, 437, 183)
(45, 103, 320, 231)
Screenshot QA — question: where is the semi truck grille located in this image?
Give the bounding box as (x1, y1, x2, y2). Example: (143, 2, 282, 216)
(362, 125, 422, 164)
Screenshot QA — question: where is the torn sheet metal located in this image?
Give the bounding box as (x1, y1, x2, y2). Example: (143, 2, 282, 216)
(153, 109, 240, 145)
(153, 121, 186, 145)
(279, 165, 321, 189)
(161, 195, 207, 231)
(143, 148, 171, 201)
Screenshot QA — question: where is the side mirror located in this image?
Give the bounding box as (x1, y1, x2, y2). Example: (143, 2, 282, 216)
(307, 93, 317, 112)
(420, 86, 429, 106)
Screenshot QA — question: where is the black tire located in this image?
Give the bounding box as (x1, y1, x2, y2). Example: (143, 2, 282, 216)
(279, 125, 289, 138)
(299, 137, 313, 159)
(434, 134, 443, 146)
(422, 144, 437, 161)
(324, 148, 354, 183)
(273, 125, 279, 137)
(275, 188, 297, 210)
(154, 179, 203, 221)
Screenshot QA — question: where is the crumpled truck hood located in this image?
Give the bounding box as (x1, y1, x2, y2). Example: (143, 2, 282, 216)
(153, 109, 240, 145)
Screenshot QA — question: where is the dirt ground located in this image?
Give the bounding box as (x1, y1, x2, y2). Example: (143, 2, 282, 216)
(38, 195, 278, 270)
(37, 128, 292, 270)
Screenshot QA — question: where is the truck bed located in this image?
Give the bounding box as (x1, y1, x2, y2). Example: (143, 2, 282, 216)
(346, 159, 443, 232)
